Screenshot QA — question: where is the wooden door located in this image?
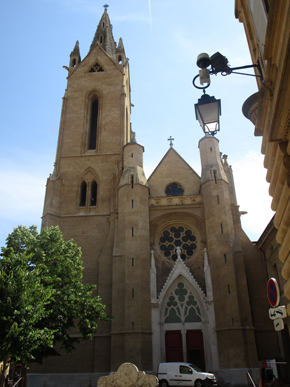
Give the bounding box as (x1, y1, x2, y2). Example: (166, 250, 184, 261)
(165, 330, 183, 362)
(186, 330, 205, 371)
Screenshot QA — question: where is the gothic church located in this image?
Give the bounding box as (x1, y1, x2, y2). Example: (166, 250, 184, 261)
(28, 8, 278, 387)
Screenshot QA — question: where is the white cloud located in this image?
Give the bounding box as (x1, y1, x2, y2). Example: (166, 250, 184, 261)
(0, 168, 47, 247)
(0, 170, 46, 222)
(232, 151, 274, 240)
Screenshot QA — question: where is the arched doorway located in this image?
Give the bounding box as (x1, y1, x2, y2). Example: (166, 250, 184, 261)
(151, 255, 219, 373)
(162, 281, 205, 370)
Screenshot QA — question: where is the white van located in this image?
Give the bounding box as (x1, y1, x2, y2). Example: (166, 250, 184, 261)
(157, 362, 217, 387)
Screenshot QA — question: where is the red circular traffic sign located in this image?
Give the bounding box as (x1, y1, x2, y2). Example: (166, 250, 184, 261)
(267, 278, 280, 307)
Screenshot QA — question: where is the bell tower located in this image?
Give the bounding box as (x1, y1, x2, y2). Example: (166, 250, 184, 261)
(199, 135, 258, 369)
(39, 7, 146, 378)
(112, 138, 152, 370)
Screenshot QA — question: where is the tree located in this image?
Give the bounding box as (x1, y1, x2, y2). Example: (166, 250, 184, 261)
(0, 225, 110, 387)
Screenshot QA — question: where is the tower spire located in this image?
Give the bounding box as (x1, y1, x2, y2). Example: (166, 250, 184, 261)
(90, 7, 116, 60)
(69, 41, 81, 71)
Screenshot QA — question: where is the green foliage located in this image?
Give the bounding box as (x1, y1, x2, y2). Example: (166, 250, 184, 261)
(0, 225, 110, 367)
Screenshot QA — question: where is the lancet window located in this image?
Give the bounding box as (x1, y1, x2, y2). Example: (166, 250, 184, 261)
(164, 282, 202, 324)
(90, 180, 97, 206)
(79, 181, 87, 207)
(88, 98, 99, 150)
(79, 179, 98, 208)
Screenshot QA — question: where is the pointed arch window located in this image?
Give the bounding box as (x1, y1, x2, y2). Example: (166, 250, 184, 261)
(79, 181, 87, 207)
(90, 180, 97, 206)
(164, 282, 202, 324)
(88, 98, 98, 150)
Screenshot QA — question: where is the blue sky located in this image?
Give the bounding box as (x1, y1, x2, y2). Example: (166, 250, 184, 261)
(0, 0, 273, 247)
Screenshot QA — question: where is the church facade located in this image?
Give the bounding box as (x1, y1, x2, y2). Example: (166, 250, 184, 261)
(28, 9, 278, 387)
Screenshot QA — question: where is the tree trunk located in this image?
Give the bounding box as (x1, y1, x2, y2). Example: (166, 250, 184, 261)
(0, 356, 8, 387)
(21, 364, 26, 387)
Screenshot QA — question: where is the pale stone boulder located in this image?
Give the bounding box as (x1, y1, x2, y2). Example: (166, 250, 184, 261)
(97, 363, 158, 387)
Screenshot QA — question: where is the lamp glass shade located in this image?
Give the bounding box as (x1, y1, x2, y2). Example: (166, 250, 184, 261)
(194, 94, 221, 135)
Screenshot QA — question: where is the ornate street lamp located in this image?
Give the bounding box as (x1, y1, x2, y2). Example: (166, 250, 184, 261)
(192, 52, 263, 136)
(194, 93, 221, 136)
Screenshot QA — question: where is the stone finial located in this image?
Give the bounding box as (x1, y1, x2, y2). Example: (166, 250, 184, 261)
(131, 131, 136, 143)
(117, 37, 125, 52)
(151, 249, 156, 270)
(222, 154, 228, 166)
(113, 159, 120, 176)
(97, 362, 158, 387)
(69, 41, 81, 68)
(204, 248, 209, 268)
(70, 41, 80, 57)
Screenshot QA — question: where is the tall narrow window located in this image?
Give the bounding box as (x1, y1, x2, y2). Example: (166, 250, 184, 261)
(125, 108, 128, 138)
(88, 98, 98, 150)
(217, 195, 219, 204)
(220, 223, 223, 234)
(79, 181, 87, 207)
(132, 199, 134, 208)
(90, 180, 97, 206)
(132, 227, 134, 237)
(132, 289, 135, 298)
(228, 284, 231, 294)
(224, 254, 227, 263)
(262, 0, 269, 14)
(213, 170, 217, 184)
(131, 175, 134, 189)
(132, 258, 134, 267)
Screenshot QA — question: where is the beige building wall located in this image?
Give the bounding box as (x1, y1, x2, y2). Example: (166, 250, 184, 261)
(257, 217, 290, 380)
(235, 0, 290, 312)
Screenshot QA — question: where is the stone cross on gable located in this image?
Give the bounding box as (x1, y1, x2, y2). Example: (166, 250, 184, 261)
(168, 136, 174, 148)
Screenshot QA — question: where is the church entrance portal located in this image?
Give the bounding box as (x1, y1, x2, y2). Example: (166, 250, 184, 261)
(165, 329, 205, 370)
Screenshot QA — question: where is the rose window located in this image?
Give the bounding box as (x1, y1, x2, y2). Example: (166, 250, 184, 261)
(159, 225, 197, 261)
(165, 183, 184, 196)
